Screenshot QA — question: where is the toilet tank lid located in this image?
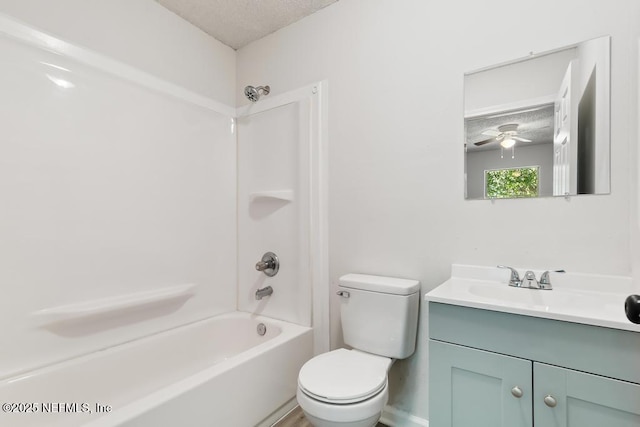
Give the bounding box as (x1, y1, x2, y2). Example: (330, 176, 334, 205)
(339, 274, 420, 295)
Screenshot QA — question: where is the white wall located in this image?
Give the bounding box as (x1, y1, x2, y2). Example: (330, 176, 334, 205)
(0, 0, 236, 105)
(237, 0, 640, 420)
(0, 1, 238, 378)
(467, 144, 554, 199)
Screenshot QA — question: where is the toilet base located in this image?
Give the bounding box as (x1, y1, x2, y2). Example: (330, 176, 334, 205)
(302, 410, 381, 427)
(296, 384, 388, 427)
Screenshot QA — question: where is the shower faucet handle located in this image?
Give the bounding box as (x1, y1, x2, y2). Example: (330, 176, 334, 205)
(255, 261, 271, 271)
(255, 252, 279, 277)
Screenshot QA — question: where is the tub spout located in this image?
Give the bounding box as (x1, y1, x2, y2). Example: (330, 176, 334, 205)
(255, 286, 273, 300)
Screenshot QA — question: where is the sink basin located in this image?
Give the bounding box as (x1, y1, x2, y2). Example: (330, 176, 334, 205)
(425, 265, 639, 332)
(467, 283, 622, 314)
(468, 284, 578, 308)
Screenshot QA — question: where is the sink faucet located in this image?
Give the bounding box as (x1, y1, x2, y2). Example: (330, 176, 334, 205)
(521, 271, 539, 288)
(497, 266, 564, 290)
(255, 286, 273, 300)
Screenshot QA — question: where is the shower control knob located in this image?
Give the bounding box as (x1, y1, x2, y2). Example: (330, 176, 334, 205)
(255, 252, 279, 277)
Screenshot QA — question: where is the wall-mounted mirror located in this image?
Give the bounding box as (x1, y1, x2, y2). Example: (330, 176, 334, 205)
(464, 36, 610, 200)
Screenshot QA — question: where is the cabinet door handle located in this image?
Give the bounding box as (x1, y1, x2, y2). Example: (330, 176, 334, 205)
(510, 386, 523, 398)
(543, 395, 557, 408)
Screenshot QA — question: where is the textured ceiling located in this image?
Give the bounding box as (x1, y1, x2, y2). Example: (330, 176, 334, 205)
(155, 0, 339, 50)
(465, 105, 555, 152)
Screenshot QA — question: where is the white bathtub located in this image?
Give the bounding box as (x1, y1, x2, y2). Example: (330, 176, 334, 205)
(0, 312, 313, 427)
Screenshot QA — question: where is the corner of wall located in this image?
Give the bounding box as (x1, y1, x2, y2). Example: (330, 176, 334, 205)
(0, 0, 237, 104)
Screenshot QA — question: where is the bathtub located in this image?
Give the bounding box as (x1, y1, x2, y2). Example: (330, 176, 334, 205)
(0, 312, 313, 427)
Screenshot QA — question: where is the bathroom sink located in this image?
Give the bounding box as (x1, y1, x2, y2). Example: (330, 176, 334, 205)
(467, 283, 621, 314)
(425, 265, 639, 332)
(467, 284, 578, 308)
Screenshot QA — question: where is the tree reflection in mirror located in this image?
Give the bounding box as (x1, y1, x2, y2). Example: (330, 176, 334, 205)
(485, 166, 539, 199)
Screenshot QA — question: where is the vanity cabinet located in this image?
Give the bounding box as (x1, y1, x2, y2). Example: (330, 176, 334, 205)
(428, 302, 640, 427)
(430, 340, 532, 427)
(534, 362, 640, 427)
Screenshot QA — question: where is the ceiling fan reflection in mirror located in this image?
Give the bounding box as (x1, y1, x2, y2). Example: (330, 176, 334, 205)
(474, 123, 532, 158)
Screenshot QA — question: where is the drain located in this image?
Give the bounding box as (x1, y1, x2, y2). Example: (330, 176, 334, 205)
(257, 323, 267, 336)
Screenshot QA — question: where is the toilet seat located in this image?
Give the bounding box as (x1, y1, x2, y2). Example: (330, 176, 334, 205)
(298, 349, 391, 404)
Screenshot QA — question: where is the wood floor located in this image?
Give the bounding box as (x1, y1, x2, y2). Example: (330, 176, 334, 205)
(272, 406, 387, 427)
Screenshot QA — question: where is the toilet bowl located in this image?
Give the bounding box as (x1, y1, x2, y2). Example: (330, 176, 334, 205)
(297, 349, 392, 427)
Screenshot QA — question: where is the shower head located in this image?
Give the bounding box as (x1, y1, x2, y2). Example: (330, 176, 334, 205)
(244, 85, 270, 102)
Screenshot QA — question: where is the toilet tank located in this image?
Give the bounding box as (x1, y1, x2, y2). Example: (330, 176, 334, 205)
(338, 274, 420, 359)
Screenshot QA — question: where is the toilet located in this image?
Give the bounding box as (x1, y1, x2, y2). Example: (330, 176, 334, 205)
(297, 274, 420, 427)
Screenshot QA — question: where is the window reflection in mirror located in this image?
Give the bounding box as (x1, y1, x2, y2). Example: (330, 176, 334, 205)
(485, 166, 539, 199)
(464, 36, 610, 200)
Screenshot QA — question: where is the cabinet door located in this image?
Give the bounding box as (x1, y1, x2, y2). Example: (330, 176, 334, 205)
(429, 340, 533, 427)
(534, 362, 640, 427)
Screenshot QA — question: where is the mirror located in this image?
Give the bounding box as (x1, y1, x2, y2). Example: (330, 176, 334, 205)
(464, 36, 610, 200)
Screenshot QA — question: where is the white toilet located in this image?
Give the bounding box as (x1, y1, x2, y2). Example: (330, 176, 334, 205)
(297, 274, 420, 427)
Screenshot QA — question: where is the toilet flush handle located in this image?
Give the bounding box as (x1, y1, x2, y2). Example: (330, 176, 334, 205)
(336, 290, 350, 298)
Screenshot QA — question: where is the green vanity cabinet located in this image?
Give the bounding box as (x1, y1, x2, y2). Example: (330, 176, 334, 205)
(428, 302, 640, 427)
(430, 340, 533, 427)
(533, 363, 640, 427)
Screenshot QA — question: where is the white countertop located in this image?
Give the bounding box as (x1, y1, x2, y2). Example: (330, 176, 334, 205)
(425, 264, 640, 333)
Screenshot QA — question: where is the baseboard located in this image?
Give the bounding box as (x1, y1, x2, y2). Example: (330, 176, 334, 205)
(259, 398, 298, 427)
(380, 405, 429, 427)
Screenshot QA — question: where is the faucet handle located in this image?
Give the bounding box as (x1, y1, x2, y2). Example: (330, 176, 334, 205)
(539, 269, 565, 289)
(255, 252, 279, 277)
(497, 265, 521, 287)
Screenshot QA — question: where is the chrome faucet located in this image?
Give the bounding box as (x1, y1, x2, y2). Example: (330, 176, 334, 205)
(521, 271, 539, 288)
(497, 266, 564, 290)
(255, 252, 279, 277)
(255, 286, 273, 300)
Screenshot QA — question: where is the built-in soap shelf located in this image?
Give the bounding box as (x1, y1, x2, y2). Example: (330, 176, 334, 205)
(32, 283, 197, 325)
(249, 190, 294, 203)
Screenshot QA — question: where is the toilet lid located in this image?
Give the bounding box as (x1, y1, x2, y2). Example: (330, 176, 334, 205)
(298, 349, 390, 404)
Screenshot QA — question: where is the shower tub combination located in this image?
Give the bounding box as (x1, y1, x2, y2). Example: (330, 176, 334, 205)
(0, 312, 312, 427)
(0, 14, 325, 427)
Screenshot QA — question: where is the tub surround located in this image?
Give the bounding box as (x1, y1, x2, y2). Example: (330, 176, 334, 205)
(0, 9, 325, 427)
(0, 11, 237, 380)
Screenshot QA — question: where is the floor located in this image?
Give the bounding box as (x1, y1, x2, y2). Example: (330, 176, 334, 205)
(272, 406, 387, 427)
